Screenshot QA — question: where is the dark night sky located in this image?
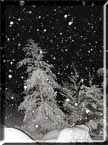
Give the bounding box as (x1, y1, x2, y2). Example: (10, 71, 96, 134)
(1, 1, 104, 95)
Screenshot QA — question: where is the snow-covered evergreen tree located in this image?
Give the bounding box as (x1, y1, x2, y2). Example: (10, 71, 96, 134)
(18, 39, 66, 139)
(17, 40, 104, 140)
(62, 64, 103, 139)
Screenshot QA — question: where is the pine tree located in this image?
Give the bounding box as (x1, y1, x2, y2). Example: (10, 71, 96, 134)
(18, 39, 66, 139)
(62, 63, 103, 139)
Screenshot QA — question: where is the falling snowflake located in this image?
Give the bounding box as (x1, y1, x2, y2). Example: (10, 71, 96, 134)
(86, 109, 90, 114)
(40, 50, 43, 54)
(8, 74, 12, 79)
(18, 43, 21, 47)
(35, 124, 39, 128)
(28, 10, 32, 14)
(38, 15, 41, 19)
(24, 85, 27, 90)
(11, 96, 14, 100)
(9, 21, 14, 27)
(68, 21, 73, 26)
(43, 29, 47, 32)
(21, 76, 24, 79)
(10, 21, 14, 25)
(66, 98, 70, 102)
(10, 61, 13, 65)
(75, 103, 78, 106)
(64, 14, 68, 18)
(7, 38, 10, 41)
(19, 0, 25, 6)
(53, 57, 56, 60)
(65, 48, 68, 52)
(9, 69, 12, 72)
(68, 18, 74, 26)
(81, 78, 84, 82)
(18, 18, 21, 21)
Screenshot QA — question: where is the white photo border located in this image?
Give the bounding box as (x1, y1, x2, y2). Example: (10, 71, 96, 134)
(103, 0, 108, 142)
(0, 0, 108, 144)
